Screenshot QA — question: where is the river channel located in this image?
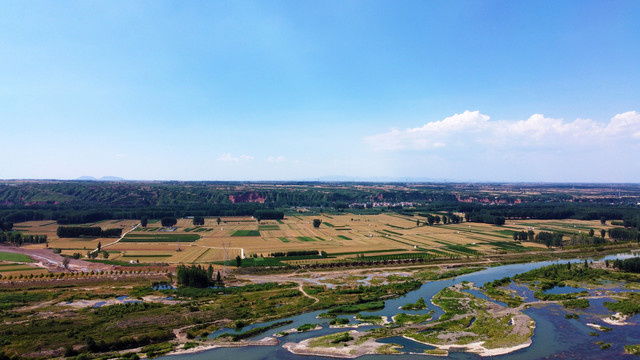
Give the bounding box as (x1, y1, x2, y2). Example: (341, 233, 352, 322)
(161, 253, 640, 359)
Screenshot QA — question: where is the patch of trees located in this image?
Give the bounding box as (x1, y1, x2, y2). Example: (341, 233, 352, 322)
(193, 216, 204, 226)
(253, 210, 284, 221)
(0, 232, 47, 245)
(56, 226, 122, 238)
(613, 257, 640, 273)
(533, 231, 563, 247)
(608, 227, 640, 242)
(270, 250, 323, 257)
(160, 217, 177, 227)
(83, 328, 173, 354)
(176, 264, 222, 288)
(512, 230, 535, 241)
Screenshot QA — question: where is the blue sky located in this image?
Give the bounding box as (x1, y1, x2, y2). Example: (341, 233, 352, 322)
(1, 1, 639, 182)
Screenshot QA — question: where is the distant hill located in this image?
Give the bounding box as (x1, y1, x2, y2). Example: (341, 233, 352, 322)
(76, 176, 126, 181)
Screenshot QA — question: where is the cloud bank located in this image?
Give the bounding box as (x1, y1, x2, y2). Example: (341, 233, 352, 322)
(217, 153, 254, 162)
(366, 110, 640, 151)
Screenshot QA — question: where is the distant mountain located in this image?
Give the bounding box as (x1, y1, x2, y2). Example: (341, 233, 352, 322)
(75, 176, 126, 181)
(99, 176, 125, 181)
(301, 175, 447, 183)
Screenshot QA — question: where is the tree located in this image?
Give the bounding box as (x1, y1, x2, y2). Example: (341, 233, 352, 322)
(97, 241, 102, 252)
(528, 230, 535, 241)
(193, 216, 205, 226)
(512, 232, 518, 241)
(589, 229, 595, 237)
(236, 255, 242, 267)
(600, 217, 607, 225)
(217, 217, 221, 225)
(161, 217, 177, 227)
(141, 216, 148, 228)
(416, 219, 420, 227)
(102, 251, 109, 259)
(601, 229, 606, 239)
(313, 219, 322, 229)
(216, 271, 222, 284)
(207, 264, 214, 279)
(493, 216, 506, 226)
(62, 256, 70, 269)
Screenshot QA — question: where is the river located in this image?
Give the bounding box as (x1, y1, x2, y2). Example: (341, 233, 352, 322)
(160, 253, 640, 359)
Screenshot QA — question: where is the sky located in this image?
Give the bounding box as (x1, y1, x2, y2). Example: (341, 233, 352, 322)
(1, 0, 639, 182)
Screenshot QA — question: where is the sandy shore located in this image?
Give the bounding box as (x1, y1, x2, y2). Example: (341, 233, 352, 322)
(283, 331, 388, 358)
(602, 312, 631, 326)
(403, 336, 533, 357)
(164, 337, 279, 357)
(58, 295, 181, 309)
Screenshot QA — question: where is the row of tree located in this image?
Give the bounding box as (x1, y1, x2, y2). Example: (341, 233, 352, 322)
(0, 231, 47, 245)
(612, 257, 640, 273)
(269, 250, 322, 257)
(56, 226, 122, 238)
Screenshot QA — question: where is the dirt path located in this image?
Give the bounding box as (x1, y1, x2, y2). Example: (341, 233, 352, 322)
(98, 223, 139, 252)
(0, 244, 113, 272)
(297, 282, 319, 304)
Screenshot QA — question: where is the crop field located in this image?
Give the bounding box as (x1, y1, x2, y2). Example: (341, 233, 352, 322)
(10, 215, 618, 266)
(0, 261, 47, 277)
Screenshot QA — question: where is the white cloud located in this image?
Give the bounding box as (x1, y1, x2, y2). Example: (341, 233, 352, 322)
(217, 153, 254, 162)
(366, 110, 640, 151)
(267, 155, 286, 163)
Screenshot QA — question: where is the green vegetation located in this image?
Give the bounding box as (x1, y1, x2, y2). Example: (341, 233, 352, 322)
(625, 344, 640, 355)
(337, 235, 352, 240)
(309, 331, 354, 347)
(296, 236, 316, 242)
(354, 314, 384, 324)
(562, 298, 590, 309)
(604, 297, 640, 316)
(329, 317, 350, 326)
(0, 252, 33, 262)
(327, 301, 385, 315)
(277, 237, 290, 242)
(393, 312, 433, 325)
(297, 323, 318, 332)
(218, 320, 293, 341)
(231, 230, 260, 237)
(401, 297, 427, 310)
(258, 225, 279, 230)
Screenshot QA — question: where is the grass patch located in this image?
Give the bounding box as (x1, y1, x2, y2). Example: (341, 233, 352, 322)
(231, 230, 260, 237)
(277, 237, 290, 243)
(323, 222, 335, 228)
(393, 312, 433, 325)
(562, 298, 590, 309)
(327, 301, 385, 315)
(296, 236, 316, 242)
(258, 225, 279, 230)
(0, 252, 33, 263)
(337, 235, 352, 240)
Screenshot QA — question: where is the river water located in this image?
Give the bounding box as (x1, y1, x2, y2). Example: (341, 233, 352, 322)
(161, 253, 640, 359)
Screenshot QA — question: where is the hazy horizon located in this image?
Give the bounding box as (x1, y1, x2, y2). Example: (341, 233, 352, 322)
(2, 1, 639, 182)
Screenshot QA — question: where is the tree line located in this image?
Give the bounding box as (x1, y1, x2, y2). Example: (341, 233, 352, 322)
(56, 226, 122, 238)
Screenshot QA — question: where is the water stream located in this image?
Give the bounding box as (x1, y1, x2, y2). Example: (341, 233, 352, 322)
(161, 253, 640, 359)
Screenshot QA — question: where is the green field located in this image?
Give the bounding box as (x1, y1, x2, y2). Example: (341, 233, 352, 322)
(232, 230, 261, 237)
(0, 252, 34, 263)
(296, 236, 316, 242)
(258, 225, 280, 230)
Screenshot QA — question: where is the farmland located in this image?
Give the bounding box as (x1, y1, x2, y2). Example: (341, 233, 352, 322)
(8, 213, 622, 267)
